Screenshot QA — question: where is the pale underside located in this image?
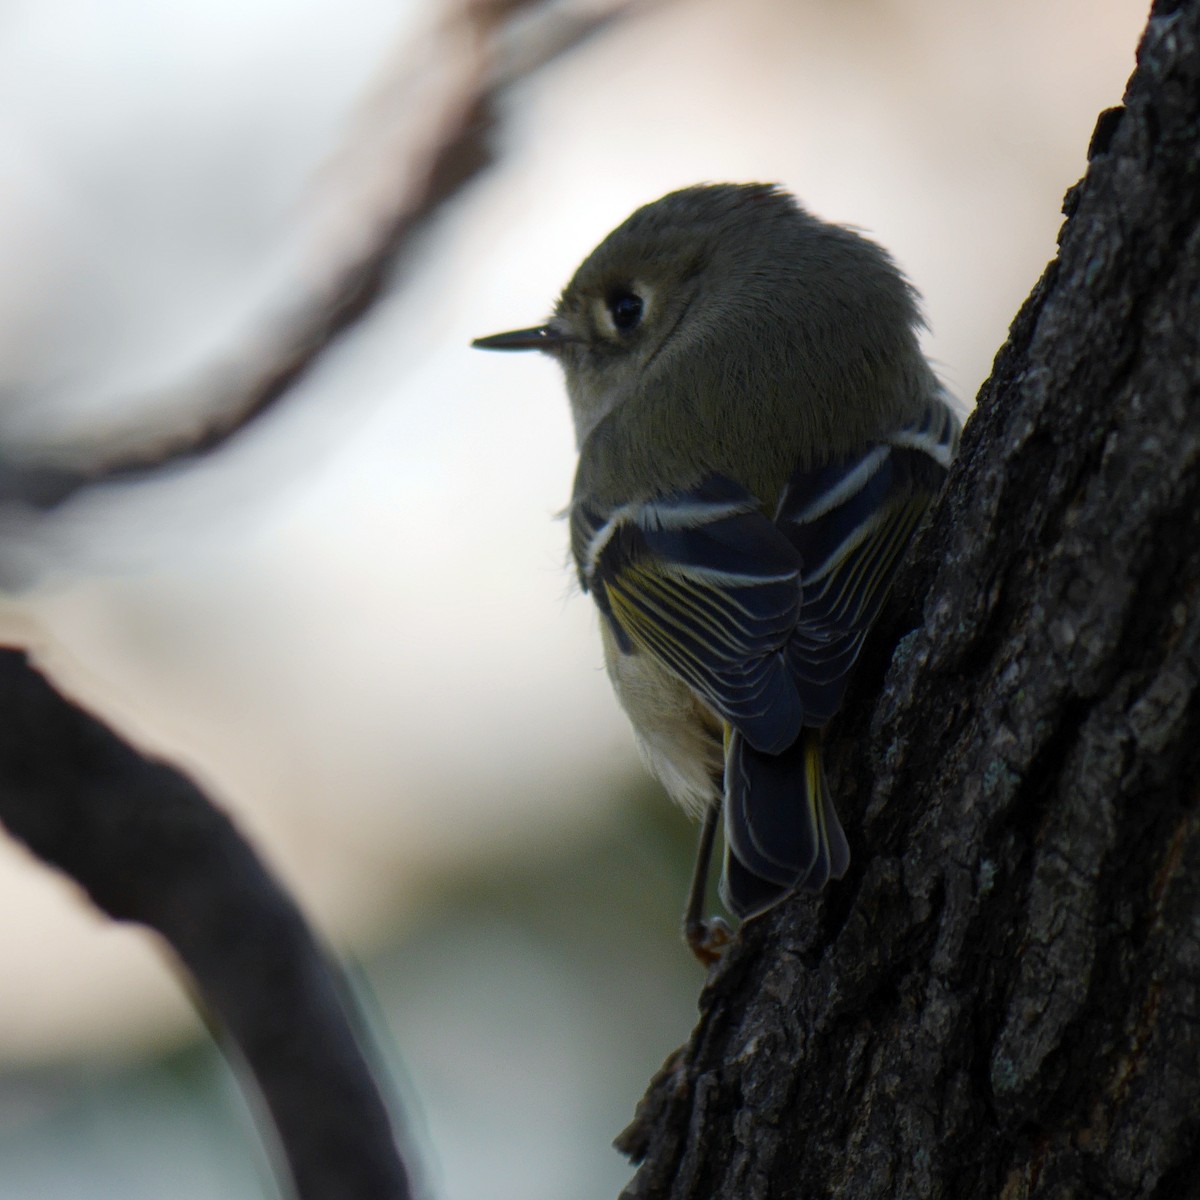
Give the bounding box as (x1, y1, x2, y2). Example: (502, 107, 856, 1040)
(599, 619, 723, 819)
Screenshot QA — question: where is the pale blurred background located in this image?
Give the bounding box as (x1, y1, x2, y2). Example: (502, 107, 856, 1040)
(0, 1, 1145, 1196)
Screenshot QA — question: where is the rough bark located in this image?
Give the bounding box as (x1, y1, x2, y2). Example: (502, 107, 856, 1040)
(618, 3, 1200, 1198)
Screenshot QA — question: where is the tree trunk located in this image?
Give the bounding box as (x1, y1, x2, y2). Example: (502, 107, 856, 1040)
(617, 3, 1200, 1197)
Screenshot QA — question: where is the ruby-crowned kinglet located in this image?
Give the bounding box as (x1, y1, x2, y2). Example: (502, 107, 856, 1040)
(474, 183, 959, 961)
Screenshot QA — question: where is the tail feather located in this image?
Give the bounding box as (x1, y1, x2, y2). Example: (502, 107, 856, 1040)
(720, 728, 850, 918)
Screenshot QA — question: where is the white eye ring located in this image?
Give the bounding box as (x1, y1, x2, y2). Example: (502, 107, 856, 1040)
(595, 284, 651, 339)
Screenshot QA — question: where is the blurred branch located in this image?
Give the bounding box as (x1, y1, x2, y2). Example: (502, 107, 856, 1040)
(1, 0, 648, 510)
(0, 647, 415, 1200)
(0, 3, 653, 1194)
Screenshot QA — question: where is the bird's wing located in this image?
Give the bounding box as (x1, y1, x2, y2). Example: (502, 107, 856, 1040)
(570, 395, 960, 752)
(570, 477, 806, 756)
(777, 393, 961, 725)
(719, 395, 958, 915)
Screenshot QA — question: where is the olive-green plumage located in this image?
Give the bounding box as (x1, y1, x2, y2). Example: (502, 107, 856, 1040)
(556, 185, 936, 510)
(474, 183, 958, 958)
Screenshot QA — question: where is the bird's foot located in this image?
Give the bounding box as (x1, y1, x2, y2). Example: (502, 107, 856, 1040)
(685, 915, 733, 966)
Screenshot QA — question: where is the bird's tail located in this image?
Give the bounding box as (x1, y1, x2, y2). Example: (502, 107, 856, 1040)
(720, 727, 851, 918)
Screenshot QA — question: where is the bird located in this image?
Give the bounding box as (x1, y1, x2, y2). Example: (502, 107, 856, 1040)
(473, 183, 959, 962)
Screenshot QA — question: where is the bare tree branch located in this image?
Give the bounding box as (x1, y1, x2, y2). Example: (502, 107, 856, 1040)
(0, 647, 416, 1200)
(0, 0, 647, 511)
(0, 3, 654, 1194)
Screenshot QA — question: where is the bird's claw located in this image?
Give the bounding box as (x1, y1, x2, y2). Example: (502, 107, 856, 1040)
(685, 916, 733, 966)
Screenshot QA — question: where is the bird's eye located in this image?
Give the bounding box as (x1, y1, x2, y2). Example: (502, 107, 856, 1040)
(607, 290, 644, 332)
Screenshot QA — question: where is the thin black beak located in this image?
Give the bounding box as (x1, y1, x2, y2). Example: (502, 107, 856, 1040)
(471, 325, 567, 352)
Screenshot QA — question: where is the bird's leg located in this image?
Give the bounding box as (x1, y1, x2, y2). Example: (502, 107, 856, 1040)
(683, 796, 732, 966)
